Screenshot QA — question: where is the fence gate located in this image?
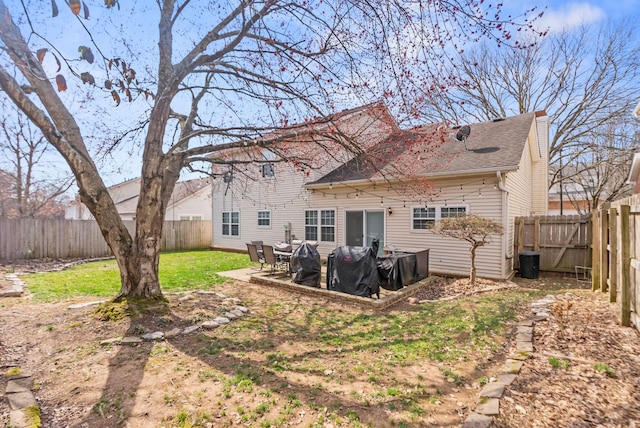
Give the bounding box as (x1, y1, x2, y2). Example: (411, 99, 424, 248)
(514, 215, 592, 273)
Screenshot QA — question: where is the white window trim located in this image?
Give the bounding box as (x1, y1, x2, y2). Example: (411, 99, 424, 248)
(257, 210, 271, 228)
(411, 204, 468, 232)
(222, 210, 240, 237)
(305, 208, 336, 243)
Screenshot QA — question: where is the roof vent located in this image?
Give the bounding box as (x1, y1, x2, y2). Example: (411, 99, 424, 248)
(492, 117, 505, 122)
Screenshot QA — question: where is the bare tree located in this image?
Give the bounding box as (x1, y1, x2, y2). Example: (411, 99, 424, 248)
(0, 102, 72, 218)
(0, 1, 542, 299)
(435, 215, 503, 284)
(419, 20, 640, 192)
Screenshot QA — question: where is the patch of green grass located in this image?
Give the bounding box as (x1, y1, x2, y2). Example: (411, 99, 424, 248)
(549, 357, 569, 369)
(23, 250, 253, 301)
(595, 363, 616, 377)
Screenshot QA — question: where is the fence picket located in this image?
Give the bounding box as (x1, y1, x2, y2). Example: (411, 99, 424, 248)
(0, 219, 212, 261)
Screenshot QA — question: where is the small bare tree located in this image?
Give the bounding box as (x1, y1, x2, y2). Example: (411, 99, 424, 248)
(0, 103, 72, 218)
(435, 215, 503, 284)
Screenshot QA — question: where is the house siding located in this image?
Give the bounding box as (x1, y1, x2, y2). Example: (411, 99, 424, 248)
(166, 186, 212, 221)
(531, 115, 549, 215)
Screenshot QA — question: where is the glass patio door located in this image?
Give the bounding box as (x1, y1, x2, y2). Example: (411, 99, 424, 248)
(345, 210, 384, 255)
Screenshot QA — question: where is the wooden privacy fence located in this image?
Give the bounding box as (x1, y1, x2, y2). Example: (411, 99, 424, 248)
(592, 194, 640, 329)
(514, 215, 592, 273)
(0, 219, 212, 261)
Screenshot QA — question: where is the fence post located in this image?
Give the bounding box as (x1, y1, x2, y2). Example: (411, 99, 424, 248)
(533, 217, 540, 252)
(517, 218, 524, 254)
(599, 208, 609, 293)
(608, 207, 618, 303)
(620, 205, 631, 327)
(591, 209, 600, 292)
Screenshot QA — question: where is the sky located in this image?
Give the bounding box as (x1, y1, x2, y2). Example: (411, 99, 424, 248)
(3, 0, 639, 191)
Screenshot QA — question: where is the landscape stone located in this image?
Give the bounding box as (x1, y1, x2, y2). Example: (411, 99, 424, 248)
(532, 314, 549, 322)
(462, 412, 493, 428)
(502, 359, 524, 374)
(68, 300, 106, 309)
(509, 352, 530, 361)
(100, 337, 122, 346)
(516, 341, 534, 353)
(230, 309, 244, 317)
(516, 333, 533, 342)
(164, 328, 182, 338)
(7, 391, 38, 410)
(182, 325, 201, 334)
(214, 316, 230, 324)
(201, 321, 219, 330)
(224, 312, 238, 319)
(479, 382, 505, 398)
(517, 326, 533, 334)
(7, 370, 32, 380)
(234, 305, 249, 313)
(518, 319, 534, 327)
(475, 398, 500, 415)
(6, 378, 33, 393)
(142, 331, 164, 341)
(9, 409, 30, 428)
(497, 373, 517, 385)
(121, 336, 143, 345)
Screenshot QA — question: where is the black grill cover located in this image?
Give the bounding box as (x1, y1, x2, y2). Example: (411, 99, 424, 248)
(290, 242, 321, 287)
(327, 239, 380, 298)
(377, 253, 417, 291)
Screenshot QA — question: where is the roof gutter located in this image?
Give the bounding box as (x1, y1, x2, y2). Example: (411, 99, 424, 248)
(305, 165, 520, 189)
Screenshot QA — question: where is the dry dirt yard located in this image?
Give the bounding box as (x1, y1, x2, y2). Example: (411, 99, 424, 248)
(1, 262, 639, 428)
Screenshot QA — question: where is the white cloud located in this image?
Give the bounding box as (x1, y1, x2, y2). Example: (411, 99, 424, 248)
(537, 2, 606, 33)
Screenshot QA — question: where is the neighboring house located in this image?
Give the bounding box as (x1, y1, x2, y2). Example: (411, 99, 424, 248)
(628, 153, 640, 194)
(65, 177, 212, 220)
(212, 103, 550, 280)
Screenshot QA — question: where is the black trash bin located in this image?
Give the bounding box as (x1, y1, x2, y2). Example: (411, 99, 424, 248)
(519, 251, 540, 279)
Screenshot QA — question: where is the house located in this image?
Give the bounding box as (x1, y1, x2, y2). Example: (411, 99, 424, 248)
(628, 153, 640, 194)
(211, 105, 549, 280)
(65, 177, 212, 221)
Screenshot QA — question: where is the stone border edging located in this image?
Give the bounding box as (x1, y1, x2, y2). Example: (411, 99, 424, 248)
(461, 294, 556, 427)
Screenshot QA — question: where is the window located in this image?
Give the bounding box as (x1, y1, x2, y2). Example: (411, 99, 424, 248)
(441, 206, 466, 218)
(192, 216, 202, 221)
(305, 210, 318, 241)
(179, 216, 190, 221)
(305, 209, 335, 242)
(412, 207, 436, 229)
(257, 210, 271, 227)
(412, 205, 467, 230)
(320, 210, 335, 241)
(222, 211, 239, 236)
(261, 150, 275, 178)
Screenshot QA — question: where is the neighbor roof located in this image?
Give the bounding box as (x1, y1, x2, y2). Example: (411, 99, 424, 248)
(112, 178, 211, 214)
(306, 112, 539, 186)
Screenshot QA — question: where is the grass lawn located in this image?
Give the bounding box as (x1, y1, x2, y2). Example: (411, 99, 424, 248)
(23, 250, 255, 301)
(8, 250, 570, 426)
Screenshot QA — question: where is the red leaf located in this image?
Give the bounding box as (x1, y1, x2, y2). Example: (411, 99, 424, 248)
(37, 49, 48, 64)
(54, 54, 62, 72)
(55, 74, 67, 92)
(125, 88, 132, 102)
(68, 0, 81, 15)
(51, 0, 59, 17)
(111, 90, 120, 106)
(104, 80, 112, 89)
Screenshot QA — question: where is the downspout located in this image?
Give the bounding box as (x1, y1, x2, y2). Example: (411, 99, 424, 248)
(496, 171, 513, 279)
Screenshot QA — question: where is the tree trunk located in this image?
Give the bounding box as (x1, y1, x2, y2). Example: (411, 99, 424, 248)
(470, 245, 477, 284)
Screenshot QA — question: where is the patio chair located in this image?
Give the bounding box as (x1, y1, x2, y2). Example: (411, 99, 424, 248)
(262, 244, 288, 275)
(246, 243, 265, 271)
(251, 240, 264, 256)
